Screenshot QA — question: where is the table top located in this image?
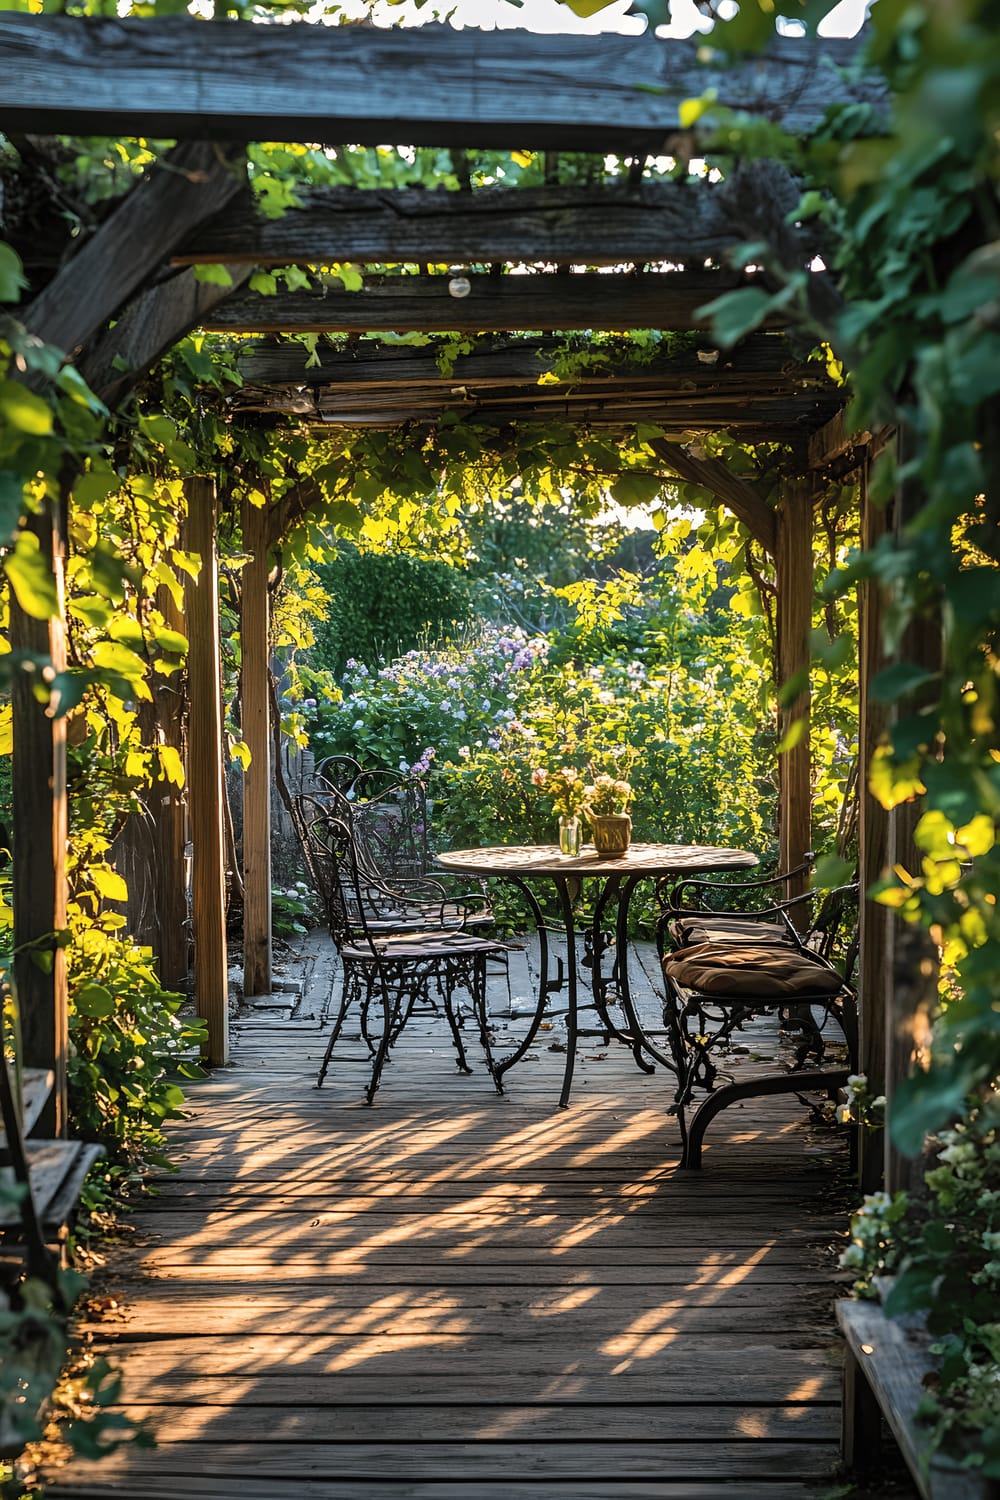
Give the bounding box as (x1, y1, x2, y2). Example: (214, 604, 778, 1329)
(436, 842, 759, 880)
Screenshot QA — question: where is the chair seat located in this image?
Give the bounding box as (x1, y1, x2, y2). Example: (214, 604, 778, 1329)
(662, 940, 846, 999)
(342, 930, 508, 964)
(668, 914, 794, 948)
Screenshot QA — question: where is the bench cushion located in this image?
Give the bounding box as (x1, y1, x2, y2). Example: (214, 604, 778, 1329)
(662, 940, 845, 998)
(668, 914, 794, 948)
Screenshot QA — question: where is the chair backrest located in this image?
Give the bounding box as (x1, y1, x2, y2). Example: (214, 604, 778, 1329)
(347, 774, 429, 884)
(290, 793, 355, 949)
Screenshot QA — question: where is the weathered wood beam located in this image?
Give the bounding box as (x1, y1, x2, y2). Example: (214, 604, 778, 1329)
(80, 264, 252, 409)
(776, 479, 813, 917)
(21, 140, 246, 362)
(10, 501, 68, 1137)
(650, 437, 778, 555)
(807, 409, 871, 471)
(884, 430, 942, 1194)
(151, 584, 189, 994)
(0, 18, 884, 149)
(240, 499, 272, 1000)
(177, 182, 819, 271)
(235, 332, 827, 393)
(184, 477, 229, 1068)
(202, 271, 784, 336)
(857, 452, 890, 1193)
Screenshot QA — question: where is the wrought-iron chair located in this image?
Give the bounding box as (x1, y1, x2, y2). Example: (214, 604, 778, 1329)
(295, 803, 509, 1102)
(655, 869, 859, 1169)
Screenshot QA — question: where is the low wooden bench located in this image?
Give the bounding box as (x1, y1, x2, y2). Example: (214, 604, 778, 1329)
(838, 1298, 1000, 1500)
(1, 1061, 103, 1282)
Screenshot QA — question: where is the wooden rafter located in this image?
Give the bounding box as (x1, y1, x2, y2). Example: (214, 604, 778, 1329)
(201, 270, 788, 336)
(81, 265, 253, 407)
(176, 182, 817, 271)
(22, 140, 247, 360)
(227, 332, 842, 446)
(0, 18, 885, 148)
(650, 437, 777, 555)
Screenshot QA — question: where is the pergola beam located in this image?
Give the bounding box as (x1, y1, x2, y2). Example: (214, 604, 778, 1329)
(650, 438, 778, 555)
(81, 264, 252, 408)
(178, 182, 817, 271)
(21, 140, 246, 362)
(202, 271, 784, 337)
(0, 18, 884, 149)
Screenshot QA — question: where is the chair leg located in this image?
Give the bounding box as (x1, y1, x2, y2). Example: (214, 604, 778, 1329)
(366, 979, 396, 1104)
(474, 956, 504, 1095)
(442, 976, 473, 1075)
(316, 972, 357, 1088)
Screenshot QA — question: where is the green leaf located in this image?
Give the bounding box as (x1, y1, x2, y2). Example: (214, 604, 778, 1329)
(870, 661, 939, 703)
(0, 380, 54, 436)
(0, 469, 25, 543)
(812, 855, 855, 890)
(610, 473, 662, 508)
(72, 470, 120, 511)
(0, 241, 27, 303)
(4, 532, 59, 619)
(91, 641, 148, 681)
(193, 263, 234, 287)
(151, 626, 188, 656)
(75, 982, 115, 1019)
(249, 270, 278, 296)
(158, 745, 185, 788)
(91, 867, 129, 903)
(696, 288, 777, 348)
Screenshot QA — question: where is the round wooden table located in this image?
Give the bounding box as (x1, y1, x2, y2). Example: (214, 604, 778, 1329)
(437, 841, 758, 1106)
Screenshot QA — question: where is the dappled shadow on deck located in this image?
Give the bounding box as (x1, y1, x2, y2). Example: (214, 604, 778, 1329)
(46, 934, 854, 1500)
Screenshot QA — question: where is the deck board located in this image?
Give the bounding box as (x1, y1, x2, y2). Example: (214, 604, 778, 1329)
(47, 933, 859, 1498)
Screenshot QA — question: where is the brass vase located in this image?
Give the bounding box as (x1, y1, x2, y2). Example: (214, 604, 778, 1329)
(590, 812, 632, 857)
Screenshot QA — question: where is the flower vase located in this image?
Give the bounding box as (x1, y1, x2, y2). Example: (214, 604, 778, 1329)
(558, 816, 582, 857)
(590, 812, 632, 857)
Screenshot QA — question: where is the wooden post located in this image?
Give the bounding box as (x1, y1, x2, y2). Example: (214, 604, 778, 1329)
(241, 499, 272, 997)
(10, 501, 68, 1136)
(883, 432, 942, 1193)
(183, 477, 228, 1066)
(857, 451, 891, 1192)
(153, 584, 190, 993)
(776, 479, 813, 912)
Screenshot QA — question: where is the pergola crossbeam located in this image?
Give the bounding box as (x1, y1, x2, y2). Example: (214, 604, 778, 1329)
(177, 182, 817, 271)
(201, 271, 784, 336)
(0, 18, 885, 148)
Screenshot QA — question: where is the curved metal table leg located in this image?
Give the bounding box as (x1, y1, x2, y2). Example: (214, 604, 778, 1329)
(553, 875, 580, 1108)
(494, 875, 557, 1084)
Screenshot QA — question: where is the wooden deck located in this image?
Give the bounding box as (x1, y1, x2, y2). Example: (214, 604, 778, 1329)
(47, 934, 856, 1499)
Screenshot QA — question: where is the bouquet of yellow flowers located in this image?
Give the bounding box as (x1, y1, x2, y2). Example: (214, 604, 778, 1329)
(585, 773, 632, 817)
(531, 764, 588, 818)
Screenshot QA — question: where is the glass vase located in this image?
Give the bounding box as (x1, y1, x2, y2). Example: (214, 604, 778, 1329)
(558, 815, 582, 857)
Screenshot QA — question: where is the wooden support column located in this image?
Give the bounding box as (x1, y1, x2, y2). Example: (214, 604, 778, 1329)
(883, 432, 942, 1193)
(152, 584, 190, 992)
(10, 501, 68, 1136)
(241, 499, 272, 998)
(776, 479, 813, 912)
(183, 477, 228, 1066)
(857, 452, 891, 1191)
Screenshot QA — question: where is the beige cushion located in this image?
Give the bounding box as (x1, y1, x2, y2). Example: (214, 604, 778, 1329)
(670, 915, 793, 947)
(662, 941, 844, 998)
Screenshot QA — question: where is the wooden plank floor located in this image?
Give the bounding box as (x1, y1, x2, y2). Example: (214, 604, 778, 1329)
(47, 933, 855, 1499)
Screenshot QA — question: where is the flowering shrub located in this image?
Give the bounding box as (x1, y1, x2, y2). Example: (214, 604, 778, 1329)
(298, 605, 780, 870)
(840, 1093, 1000, 1475)
(531, 765, 588, 819)
(301, 626, 548, 775)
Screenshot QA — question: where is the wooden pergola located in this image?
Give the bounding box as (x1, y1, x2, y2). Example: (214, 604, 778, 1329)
(1, 14, 907, 1188)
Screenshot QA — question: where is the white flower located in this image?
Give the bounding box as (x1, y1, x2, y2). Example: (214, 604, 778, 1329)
(458, 746, 471, 759)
